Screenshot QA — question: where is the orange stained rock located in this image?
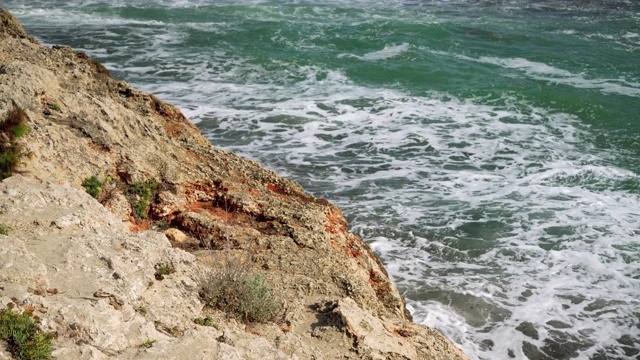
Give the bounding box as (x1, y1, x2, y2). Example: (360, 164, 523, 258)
(129, 219, 150, 232)
(343, 234, 364, 258)
(368, 269, 394, 300)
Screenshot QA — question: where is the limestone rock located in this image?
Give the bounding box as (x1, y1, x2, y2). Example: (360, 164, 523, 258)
(333, 297, 418, 359)
(103, 190, 133, 222)
(0, 176, 293, 359)
(165, 228, 188, 243)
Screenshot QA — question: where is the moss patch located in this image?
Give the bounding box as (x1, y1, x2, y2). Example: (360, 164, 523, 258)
(81, 175, 103, 198)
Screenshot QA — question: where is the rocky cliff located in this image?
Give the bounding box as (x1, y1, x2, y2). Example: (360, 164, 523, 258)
(0, 9, 467, 360)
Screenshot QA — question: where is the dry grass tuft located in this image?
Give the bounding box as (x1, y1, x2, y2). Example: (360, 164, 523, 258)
(200, 198, 280, 323)
(0, 106, 32, 180)
(201, 253, 280, 323)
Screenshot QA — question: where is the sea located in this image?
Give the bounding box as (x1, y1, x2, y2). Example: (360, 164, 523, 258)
(4, 1, 639, 359)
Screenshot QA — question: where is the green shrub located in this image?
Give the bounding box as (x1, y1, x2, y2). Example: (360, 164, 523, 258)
(0, 224, 9, 235)
(0, 107, 31, 137)
(128, 179, 157, 219)
(0, 107, 32, 181)
(0, 143, 25, 180)
(82, 176, 103, 198)
(201, 266, 280, 323)
(0, 308, 54, 360)
(10, 123, 31, 139)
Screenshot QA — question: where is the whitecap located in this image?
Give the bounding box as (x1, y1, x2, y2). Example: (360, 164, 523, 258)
(477, 56, 640, 97)
(361, 43, 411, 61)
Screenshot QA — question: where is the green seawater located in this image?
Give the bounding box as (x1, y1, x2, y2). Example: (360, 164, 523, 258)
(111, 2, 638, 171)
(6, 1, 640, 358)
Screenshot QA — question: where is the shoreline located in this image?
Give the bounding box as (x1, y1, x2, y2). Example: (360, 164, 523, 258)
(0, 8, 468, 359)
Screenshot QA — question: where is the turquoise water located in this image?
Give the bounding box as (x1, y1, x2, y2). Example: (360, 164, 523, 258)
(5, 1, 640, 358)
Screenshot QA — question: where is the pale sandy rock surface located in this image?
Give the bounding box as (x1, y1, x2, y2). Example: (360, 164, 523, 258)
(0, 8, 468, 359)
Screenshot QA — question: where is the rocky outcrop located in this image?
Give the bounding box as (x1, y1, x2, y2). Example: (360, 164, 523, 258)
(0, 8, 467, 359)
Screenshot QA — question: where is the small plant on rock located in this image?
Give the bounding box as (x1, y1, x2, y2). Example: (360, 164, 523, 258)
(0, 224, 9, 235)
(0, 307, 54, 360)
(201, 261, 280, 323)
(128, 179, 158, 219)
(81, 176, 103, 198)
(200, 197, 281, 323)
(194, 316, 218, 329)
(154, 262, 176, 281)
(153, 220, 168, 229)
(0, 106, 32, 181)
(47, 102, 61, 112)
(136, 306, 148, 315)
(140, 339, 156, 348)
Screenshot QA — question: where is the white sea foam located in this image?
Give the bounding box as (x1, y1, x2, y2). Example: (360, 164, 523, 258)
(13, 7, 167, 27)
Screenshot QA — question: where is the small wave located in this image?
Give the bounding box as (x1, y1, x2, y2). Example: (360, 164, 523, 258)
(338, 43, 411, 61)
(362, 43, 410, 60)
(14, 7, 166, 27)
(476, 56, 640, 97)
(429, 49, 640, 97)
